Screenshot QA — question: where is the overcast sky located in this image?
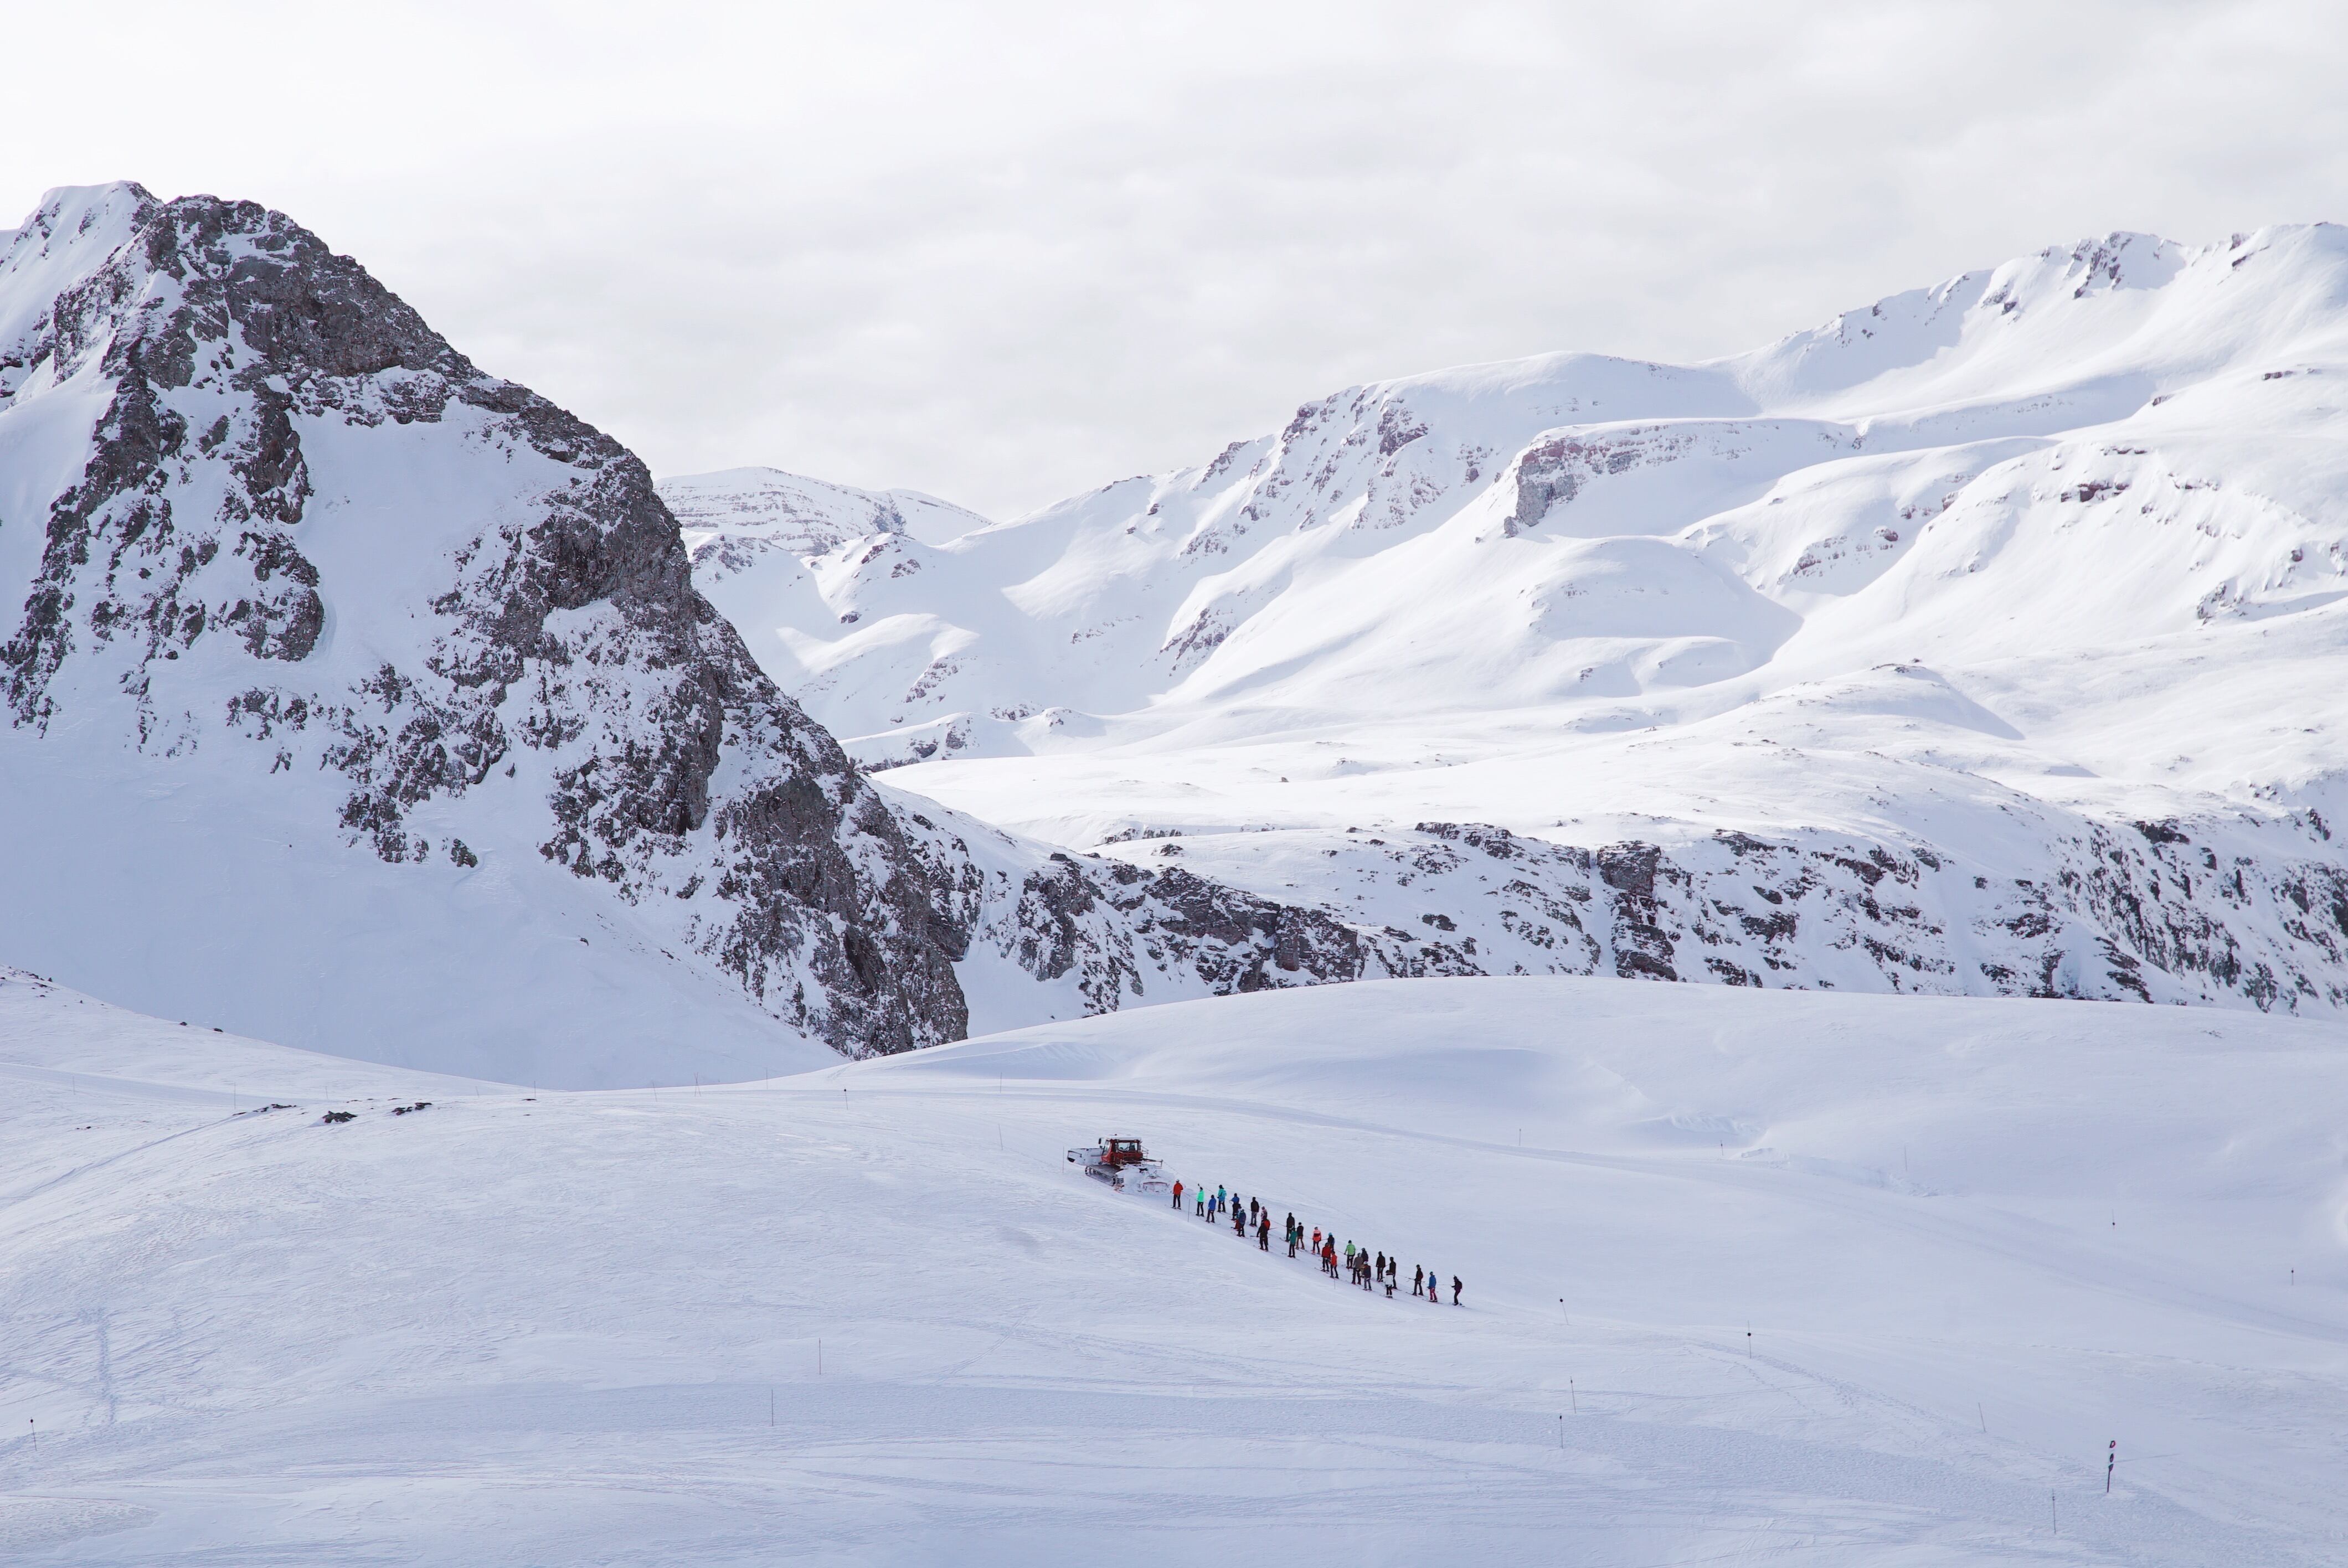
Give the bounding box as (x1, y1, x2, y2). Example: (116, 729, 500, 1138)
(7, 2, 2345, 518)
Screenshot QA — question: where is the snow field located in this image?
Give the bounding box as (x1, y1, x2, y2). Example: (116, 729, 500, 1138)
(4, 972, 2344, 1563)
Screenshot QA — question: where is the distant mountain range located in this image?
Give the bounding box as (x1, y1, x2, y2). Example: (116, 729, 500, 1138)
(668, 226, 2348, 1016)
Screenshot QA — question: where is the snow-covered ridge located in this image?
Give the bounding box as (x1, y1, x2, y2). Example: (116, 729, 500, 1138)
(684, 224, 2348, 1014)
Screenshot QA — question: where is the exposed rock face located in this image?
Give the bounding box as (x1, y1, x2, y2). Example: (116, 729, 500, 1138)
(893, 806, 1369, 1022)
(1119, 817, 2348, 1010)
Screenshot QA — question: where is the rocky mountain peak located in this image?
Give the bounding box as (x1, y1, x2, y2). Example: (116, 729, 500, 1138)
(0, 184, 1403, 1083)
(0, 183, 968, 1062)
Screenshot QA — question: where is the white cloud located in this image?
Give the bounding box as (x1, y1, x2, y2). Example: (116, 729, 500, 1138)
(6, 0, 2344, 517)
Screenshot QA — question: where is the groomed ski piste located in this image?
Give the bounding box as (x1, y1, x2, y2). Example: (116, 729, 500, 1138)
(3, 968, 2344, 1565)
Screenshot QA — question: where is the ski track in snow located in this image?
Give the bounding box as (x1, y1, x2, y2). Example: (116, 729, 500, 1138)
(3, 971, 2344, 1564)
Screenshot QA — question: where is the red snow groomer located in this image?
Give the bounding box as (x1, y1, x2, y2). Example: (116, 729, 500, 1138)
(1067, 1136, 1170, 1195)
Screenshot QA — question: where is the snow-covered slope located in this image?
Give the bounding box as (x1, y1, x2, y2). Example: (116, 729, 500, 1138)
(692, 228, 2348, 1014)
(4, 968, 2342, 1563)
(0, 185, 1381, 1087)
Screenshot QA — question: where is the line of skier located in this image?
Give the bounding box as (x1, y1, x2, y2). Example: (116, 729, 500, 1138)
(1171, 1179, 1461, 1306)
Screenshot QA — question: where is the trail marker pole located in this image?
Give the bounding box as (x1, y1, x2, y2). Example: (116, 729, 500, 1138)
(2106, 1440, 2116, 1494)
(1558, 1297, 1568, 1325)
(1978, 1401, 1986, 1433)
(1569, 1379, 1576, 1413)
(1746, 1323, 1753, 1358)
(2051, 1491, 2057, 1536)
(1557, 1414, 1563, 1448)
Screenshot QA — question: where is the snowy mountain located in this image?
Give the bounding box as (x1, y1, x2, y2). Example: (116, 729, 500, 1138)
(0, 184, 1371, 1086)
(7, 967, 2343, 1561)
(678, 228, 2348, 1015)
(665, 465, 990, 561)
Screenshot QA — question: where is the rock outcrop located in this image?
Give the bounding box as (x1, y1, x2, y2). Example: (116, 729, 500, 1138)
(1107, 814, 2348, 1011)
